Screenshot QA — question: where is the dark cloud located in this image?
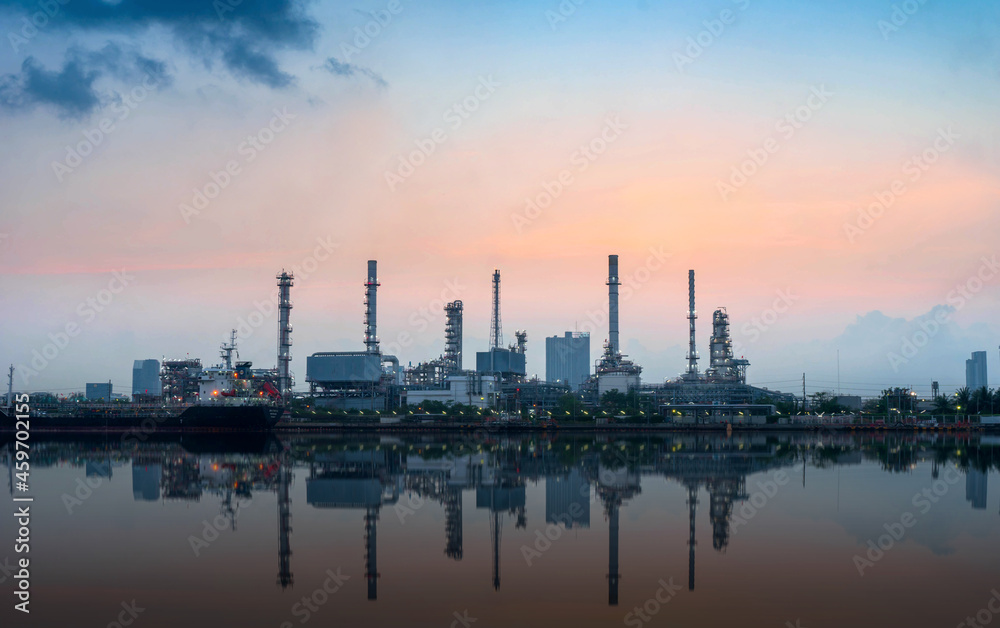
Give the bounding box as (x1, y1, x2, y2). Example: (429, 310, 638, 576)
(0, 0, 318, 89)
(0, 43, 171, 119)
(321, 57, 387, 88)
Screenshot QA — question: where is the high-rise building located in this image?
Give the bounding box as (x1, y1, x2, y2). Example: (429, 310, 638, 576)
(85, 382, 112, 401)
(966, 351, 988, 391)
(546, 332, 590, 390)
(546, 467, 590, 529)
(132, 359, 161, 398)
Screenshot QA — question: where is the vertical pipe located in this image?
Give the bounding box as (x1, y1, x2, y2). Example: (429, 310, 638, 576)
(607, 255, 620, 355)
(365, 260, 380, 354)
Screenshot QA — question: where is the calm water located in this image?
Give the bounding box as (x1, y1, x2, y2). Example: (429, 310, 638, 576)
(1, 432, 998, 628)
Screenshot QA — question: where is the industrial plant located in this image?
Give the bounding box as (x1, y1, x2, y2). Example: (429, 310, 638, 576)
(67, 251, 789, 423)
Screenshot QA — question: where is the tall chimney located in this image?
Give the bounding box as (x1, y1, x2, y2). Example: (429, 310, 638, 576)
(490, 270, 502, 350)
(607, 255, 620, 356)
(686, 269, 699, 378)
(364, 260, 380, 354)
(277, 271, 294, 399)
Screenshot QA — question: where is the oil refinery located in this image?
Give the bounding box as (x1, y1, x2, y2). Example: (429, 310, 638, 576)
(67, 252, 795, 424)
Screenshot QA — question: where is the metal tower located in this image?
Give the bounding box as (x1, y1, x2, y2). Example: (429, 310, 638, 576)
(490, 270, 502, 350)
(444, 300, 463, 372)
(607, 255, 620, 356)
(277, 271, 294, 399)
(686, 270, 699, 379)
(220, 329, 237, 369)
(364, 260, 380, 354)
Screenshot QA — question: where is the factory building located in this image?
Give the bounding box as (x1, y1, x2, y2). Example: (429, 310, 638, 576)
(131, 359, 161, 400)
(306, 260, 402, 411)
(966, 351, 988, 390)
(405, 373, 500, 409)
(546, 332, 590, 391)
(85, 382, 112, 401)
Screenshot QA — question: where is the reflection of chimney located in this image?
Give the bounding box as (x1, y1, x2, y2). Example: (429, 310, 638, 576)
(608, 501, 620, 606)
(364, 261, 379, 354)
(365, 507, 379, 600)
(687, 485, 698, 591)
(686, 270, 699, 378)
(276, 454, 293, 589)
(608, 255, 620, 355)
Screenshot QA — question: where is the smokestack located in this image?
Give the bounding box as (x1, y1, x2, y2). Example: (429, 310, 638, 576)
(364, 260, 380, 354)
(607, 255, 620, 356)
(686, 270, 698, 378)
(490, 270, 502, 350)
(277, 271, 294, 399)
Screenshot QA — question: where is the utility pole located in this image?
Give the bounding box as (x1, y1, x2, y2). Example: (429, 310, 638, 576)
(802, 373, 807, 413)
(6, 365, 13, 412)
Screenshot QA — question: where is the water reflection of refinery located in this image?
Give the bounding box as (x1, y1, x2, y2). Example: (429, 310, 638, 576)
(6, 433, 996, 606)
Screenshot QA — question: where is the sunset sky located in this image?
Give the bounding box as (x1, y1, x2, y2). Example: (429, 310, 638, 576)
(1, 0, 998, 396)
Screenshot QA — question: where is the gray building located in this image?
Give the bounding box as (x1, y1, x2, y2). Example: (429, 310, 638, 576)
(966, 351, 988, 391)
(85, 382, 112, 401)
(132, 359, 161, 398)
(545, 332, 590, 391)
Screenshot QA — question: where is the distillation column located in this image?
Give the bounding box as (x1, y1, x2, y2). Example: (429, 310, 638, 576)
(444, 300, 463, 372)
(277, 271, 294, 399)
(490, 270, 502, 350)
(686, 270, 699, 379)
